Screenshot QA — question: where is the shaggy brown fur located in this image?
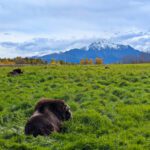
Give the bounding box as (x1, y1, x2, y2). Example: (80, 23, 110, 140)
(25, 99, 72, 137)
(8, 68, 23, 76)
(104, 65, 110, 69)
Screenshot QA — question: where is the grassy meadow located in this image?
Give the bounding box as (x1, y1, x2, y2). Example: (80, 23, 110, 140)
(0, 64, 150, 150)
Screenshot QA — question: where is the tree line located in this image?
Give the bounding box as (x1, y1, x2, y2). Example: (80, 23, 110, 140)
(49, 57, 103, 65)
(80, 58, 103, 65)
(122, 53, 150, 64)
(0, 57, 46, 65)
(0, 57, 103, 65)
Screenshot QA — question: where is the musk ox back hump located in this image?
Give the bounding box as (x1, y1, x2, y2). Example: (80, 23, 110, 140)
(25, 115, 54, 137)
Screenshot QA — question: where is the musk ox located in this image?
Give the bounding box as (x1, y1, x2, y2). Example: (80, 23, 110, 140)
(25, 99, 72, 137)
(104, 65, 110, 69)
(8, 68, 23, 76)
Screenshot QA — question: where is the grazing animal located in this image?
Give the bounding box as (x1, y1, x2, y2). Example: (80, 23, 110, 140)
(8, 68, 23, 76)
(25, 99, 72, 137)
(104, 65, 110, 69)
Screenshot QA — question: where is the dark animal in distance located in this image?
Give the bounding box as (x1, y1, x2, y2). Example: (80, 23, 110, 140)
(104, 65, 110, 69)
(8, 68, 23, 76)
(25, 99, 72, 137)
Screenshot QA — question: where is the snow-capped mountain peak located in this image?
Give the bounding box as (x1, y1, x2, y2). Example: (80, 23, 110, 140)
(88, 39, 123, 50)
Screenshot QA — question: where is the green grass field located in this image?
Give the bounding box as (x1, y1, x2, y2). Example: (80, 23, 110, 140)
(0, 64, 150, 150)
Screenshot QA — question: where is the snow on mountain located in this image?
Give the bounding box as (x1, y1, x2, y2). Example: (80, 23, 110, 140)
(88, 39, 123, 50)
(112, 31, 150, 52)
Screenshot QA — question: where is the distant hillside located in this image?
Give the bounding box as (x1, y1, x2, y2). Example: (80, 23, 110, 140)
(34, 40, 150, 64)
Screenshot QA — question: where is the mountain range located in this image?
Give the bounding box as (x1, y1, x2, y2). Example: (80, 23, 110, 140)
(0, 31, 150, 63)
(35, 40, 150, 64)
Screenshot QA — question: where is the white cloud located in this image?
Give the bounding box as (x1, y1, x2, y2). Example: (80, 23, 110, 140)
(0, 46, 20, 58)
(0, 0, 149, 34)
(0, 0, 149, 57)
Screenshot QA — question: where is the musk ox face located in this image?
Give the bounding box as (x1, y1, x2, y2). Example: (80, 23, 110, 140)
(52, 101, 72, 121)
(62, 104, 72, 121)
(25, 99, 72, 137)
(34, 99, 72, 121)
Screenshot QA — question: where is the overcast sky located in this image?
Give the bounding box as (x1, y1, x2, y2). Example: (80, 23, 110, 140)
(0, 0, 150, 57)
(0, 0, 150, 39)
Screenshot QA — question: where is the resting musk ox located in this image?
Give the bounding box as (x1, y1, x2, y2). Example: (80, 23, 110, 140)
(104, 65, 110, 69)
(8, 68, 23, 76)
(25, 99, 72, 137)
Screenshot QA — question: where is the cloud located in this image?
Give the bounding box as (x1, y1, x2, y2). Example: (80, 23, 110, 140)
(0, 0, 149, 34)
(0, 46, 21, 58)
(119, 32, 150, 52)
(0, 37, 100, 58)
(0, 0, 149, 57)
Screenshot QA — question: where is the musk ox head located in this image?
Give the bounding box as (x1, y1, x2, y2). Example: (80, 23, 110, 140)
(34, 99, 72, 121)
(25, 99, 72, 137)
